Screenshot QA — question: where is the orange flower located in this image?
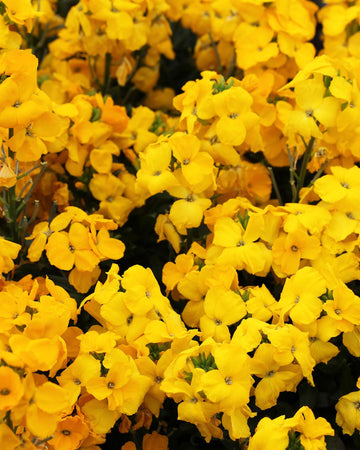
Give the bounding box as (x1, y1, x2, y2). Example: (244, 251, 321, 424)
(100, 96, 129, 133)
(49, 415, 90, 450)
(143, 431, 169, 450)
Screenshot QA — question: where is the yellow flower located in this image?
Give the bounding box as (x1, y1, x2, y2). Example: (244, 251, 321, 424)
(3, 0, 37, 30)
(212, 86, 259, 147)
(323, 282, 360, 333)
(90, 226, 125, 262)
(272, 228, 321, 276)
(77, 330, 117, 355)
(136, 140, 179, 196)
(200, 286, 246, 343)
(9, 334, 66, 372)
(46, 222, 100, 272)
(162, 253, 195, 292)
(343, 326, 360, 357)
(57, 354, 101, 405)
(89, 173, 134, 227)
(161, 367, 218, 425)
(208, 213, 270, 275)
(251, 343, 303, 410)
(248, 416, 293, 450)
(0, 423, 20, 449)
(314, 165, 360, 210)
(336, 390, 360, 435)
(0, 237, 21, 274)
(201, 345, 253, 413)
(169, 133, 214, 188)
(9, 111, 67, 162)
(280, 75, 341, 141)
(0, 366, 24, 411)
(26, 379, 73, 439)
(222, 405, 256, 440)
(0, 16, 21, 49)
(299, 321, 339, 365)
(169, 192, 211, 235)
(86, 348, 152, 413)
(117, 106, 157, 154)
(266, 324, 316, 385)
(49, 415, 90, 450)
(234, 23, 279, 70)
(293, 406, 334, 448)
(154, 214, 181, 254)
(246, 285, 277, 322)
(276, 267, 326, 325)
(81, 398, 121, 435)
(0, 157, 16, 188)
(135, 354, 169, 417)
(89, 140, 119, 174)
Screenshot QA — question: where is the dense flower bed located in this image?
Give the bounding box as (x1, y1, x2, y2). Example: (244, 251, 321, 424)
(0, 0, 360, 449)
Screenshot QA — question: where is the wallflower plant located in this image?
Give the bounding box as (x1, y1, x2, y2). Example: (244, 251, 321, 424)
(0, 1, 359, 449)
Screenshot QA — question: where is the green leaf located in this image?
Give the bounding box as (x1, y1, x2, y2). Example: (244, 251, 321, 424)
(90, 106, 102, 122)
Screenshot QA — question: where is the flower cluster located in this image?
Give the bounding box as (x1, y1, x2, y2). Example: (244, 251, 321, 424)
(0, 0, 360, 449)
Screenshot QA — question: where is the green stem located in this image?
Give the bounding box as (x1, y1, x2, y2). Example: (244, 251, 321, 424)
(34, 22, 50, 50)
(297, 136, 315, 199)
(225, 50, 236, 80)
(287, 146, 298, 203)
(87, 55, 102, 89)
(20, 199, 39, 243)
(48, 200, 58, 224)
(15, 181, 31, 203)
(268, 166, 283, 206)
(16, 162, 44, 181)
(208, 31, 223, 75)
(7, 185, 18, 242)
(16, 162, 47, 216)
(308, 160, 328, 187)
(102, 52, 112, 96)
(121, 85, 136, 106)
